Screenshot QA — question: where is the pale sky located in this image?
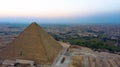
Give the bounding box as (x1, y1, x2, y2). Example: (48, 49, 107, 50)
(0, 0, 120, 24)
(0, 0, 120, 18)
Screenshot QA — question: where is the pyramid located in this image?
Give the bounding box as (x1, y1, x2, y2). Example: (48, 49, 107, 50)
(0, 22, 63, 65)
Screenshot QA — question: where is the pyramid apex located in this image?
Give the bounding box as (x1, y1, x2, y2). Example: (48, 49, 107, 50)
(32, 21, 37, 23)
(31, 22, 38, 24)
(0, 22, 62, 65)
(30, 22, 39, 27)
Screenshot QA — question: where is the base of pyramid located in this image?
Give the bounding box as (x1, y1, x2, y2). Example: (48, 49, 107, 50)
(0, 22, 63, 66)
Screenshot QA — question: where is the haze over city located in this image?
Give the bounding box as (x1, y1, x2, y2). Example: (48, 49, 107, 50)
(0, 0, 120, 67)
(0, 0, 120, 24)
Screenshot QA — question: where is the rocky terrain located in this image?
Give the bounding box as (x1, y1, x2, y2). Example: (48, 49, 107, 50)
(0, 23, 120, 67)
(69, 45, 120, 67)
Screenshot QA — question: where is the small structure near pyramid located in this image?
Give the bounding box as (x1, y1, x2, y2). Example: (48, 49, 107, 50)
(0, 22, 63, 66)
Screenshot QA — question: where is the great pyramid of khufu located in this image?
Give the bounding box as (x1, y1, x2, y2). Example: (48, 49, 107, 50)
(0, 22, 63, 65)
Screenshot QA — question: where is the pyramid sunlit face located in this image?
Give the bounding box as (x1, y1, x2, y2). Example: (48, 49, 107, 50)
(0, 22, 62, 65)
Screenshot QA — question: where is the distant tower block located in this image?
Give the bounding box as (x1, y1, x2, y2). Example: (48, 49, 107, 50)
(0, 22, 63, 65)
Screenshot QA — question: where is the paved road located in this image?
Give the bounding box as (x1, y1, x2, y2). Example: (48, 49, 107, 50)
(52, 43, 71, 67)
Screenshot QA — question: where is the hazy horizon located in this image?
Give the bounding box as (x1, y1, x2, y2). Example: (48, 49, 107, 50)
(0, 0, 120, 24)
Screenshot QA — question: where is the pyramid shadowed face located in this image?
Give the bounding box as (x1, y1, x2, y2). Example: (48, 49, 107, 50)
(0, 22, 63, 65)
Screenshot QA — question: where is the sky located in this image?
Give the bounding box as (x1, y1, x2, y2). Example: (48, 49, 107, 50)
(0, 0, 120, 24)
